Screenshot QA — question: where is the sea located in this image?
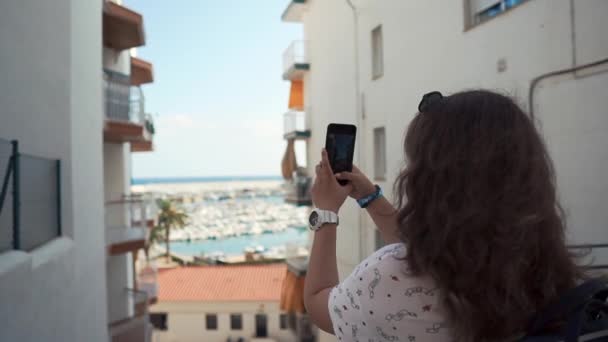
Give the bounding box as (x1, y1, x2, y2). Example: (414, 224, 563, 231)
(132, 176, 310, 258)
(132, 175, 282, 185)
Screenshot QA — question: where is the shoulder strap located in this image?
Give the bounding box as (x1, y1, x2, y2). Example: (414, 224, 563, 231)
(528, 278, 608, 335)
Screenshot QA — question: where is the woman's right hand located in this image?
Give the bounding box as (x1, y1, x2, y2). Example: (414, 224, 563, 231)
(335, 166, 377, 200)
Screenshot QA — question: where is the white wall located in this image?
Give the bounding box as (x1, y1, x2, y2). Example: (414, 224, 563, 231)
(302, 0, 364, 281)
(0, 0, 108, 341)
(151, 301, 294, 342)
(302, 0, 608, 280)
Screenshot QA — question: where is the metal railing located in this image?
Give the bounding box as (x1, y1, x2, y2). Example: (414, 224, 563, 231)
(284, 111, 308, 136)
(137, 262, 158, 302)
(105, 195, 155, 230)
(104, 69, 132, 122)
(283, 40, 309, 75)
(103, 70, 155, 139)
(285, 175, 312, 205)
(109, 288, 152, 342)
(0, 139, 61, 252)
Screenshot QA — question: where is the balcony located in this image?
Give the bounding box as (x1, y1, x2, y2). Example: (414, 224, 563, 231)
(105, 197, 155, 255)
(285, 175, 312, 206)
(103, 70, 155, 151)
(130, 56, 154, 86)
(0, 139, 62, 252)
(137, 262, 158, 304)
(283, 41, 310, 81)
(109, 288, 152, 342)
(284, 111, 310, 140)
(103, 1, 145, 50)
(281, 0, 307, 23)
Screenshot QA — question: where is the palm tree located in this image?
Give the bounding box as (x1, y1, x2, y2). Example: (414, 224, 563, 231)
(155, 199, 188, 262)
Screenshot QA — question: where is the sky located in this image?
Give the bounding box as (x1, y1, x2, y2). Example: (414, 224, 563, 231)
(127, 0, 302, 178)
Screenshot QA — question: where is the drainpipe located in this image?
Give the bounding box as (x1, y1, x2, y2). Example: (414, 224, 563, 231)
(528, 57, 608, 119)
(345, 0, 366, 262)
(529, 0, 608, 119)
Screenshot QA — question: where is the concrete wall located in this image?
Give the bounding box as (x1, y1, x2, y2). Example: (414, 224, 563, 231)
(151, 301, 294, 342)
(0, 0, 108, 341)
(301, 0, 608, 284)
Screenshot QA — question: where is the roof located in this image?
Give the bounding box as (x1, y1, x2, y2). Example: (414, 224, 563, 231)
(157, 264, 287, 302)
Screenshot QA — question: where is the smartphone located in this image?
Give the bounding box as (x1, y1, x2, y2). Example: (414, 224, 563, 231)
(325, 123, 357, 185)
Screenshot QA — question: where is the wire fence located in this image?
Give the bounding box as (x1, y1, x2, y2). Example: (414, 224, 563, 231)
(0, 139, 61, 252)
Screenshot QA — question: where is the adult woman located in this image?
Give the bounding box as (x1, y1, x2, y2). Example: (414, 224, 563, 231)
(303, 90, 584, 341)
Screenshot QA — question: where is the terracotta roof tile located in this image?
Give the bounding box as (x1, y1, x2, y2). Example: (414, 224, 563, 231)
(157, 264, 287, 302)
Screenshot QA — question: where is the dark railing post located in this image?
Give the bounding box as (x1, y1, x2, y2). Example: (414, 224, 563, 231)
(56, 160, 62, 236)
(11, 140, 20, 250)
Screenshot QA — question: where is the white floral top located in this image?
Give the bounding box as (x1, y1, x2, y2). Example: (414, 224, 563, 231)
(328, 243, 451, 342)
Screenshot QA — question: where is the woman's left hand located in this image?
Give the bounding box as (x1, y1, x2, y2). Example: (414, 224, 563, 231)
(311, 149, 353, 213)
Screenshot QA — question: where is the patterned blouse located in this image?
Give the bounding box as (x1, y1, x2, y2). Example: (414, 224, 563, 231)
(328, 243, 451, 342)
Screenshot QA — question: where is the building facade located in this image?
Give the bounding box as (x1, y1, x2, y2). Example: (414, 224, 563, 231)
(150, 265, 296, 342)
(0, 0, 158, 341)
(280, 0, 608, 340)
(102, 1, 158, 341)
(0, 0, 108, 341)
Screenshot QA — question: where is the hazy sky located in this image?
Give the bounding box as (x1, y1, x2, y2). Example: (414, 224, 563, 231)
(128, 0, 301, 178)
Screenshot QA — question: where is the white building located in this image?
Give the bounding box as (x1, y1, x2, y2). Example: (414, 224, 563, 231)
(280, 0, 608, 340)
(102, 1, 158, 341)
(150, 264, 298, 342)
(0, 0, 158, 341)
(0, 0, 108, 341)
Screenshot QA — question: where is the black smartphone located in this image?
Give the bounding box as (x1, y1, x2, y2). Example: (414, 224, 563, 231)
(325, 123, 357, 185)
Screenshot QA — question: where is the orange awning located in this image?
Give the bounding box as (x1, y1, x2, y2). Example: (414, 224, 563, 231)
(280, 270, 306, 314)
(103, 1, 145, 50)
(131, 57, 154, 85)
(288, 80, 304, 110)
(281, 140, 297, 180)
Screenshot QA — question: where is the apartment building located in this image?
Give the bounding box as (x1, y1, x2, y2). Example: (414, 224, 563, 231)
(102, 1, 158, 341)
(0, 0, 159, 341)
(280, 0, 608, 340)
(0, 1, 108, 341)
(150, 264, 296, 342)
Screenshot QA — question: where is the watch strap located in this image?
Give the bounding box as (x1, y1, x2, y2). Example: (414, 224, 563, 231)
(310, 209, 339, 231)
(357, 185, 383, 208)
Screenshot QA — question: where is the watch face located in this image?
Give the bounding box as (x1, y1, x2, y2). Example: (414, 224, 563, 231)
(309, 211, 319, 227)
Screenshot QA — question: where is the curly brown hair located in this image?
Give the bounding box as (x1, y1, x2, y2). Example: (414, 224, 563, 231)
(394, 90, 584, 341)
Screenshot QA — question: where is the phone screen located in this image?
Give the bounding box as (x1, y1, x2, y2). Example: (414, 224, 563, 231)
(325, 124, 357, 184)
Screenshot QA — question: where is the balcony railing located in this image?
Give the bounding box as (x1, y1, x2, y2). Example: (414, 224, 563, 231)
(0, 139, 62, 252)
(285, 175, 312, 206)
(284, 111, 310, 140)
(103, 70, 154, 131)
(109, 288, 152, 342)
(282, 41, 310, 81)
(137, 261, 158, 303)
(105, 196, 155, 255)
(104, 70, 132, 122)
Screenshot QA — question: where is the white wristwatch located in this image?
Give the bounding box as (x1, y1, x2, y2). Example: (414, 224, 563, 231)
(308, 208, 339, 231)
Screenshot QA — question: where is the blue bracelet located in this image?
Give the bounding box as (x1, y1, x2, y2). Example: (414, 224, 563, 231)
(357, 185, 383, 208)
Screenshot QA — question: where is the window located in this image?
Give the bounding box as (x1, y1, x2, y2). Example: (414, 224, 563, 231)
(150, 313, 168, 331)
(230, 314, 243, 330)
(255, 314, 268, 337)
(466, 0, 530, 28)
(280, 314, 288, 330)
(206, 314, 218, 330)
(373, 127, 386, 180)
(371, 25, 384, 80)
